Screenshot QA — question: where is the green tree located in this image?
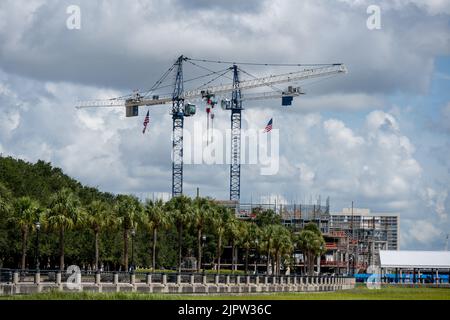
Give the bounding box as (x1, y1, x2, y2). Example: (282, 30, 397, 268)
(261, 224, 276, 275)
(211, 206, 232, 273)
(0, 182, 12, 215)
(237, 221, 260, 273)
(226, 214, 240, 273)
(144, 199, 171, 270)
(166, 195, 193, 273)
(46, 188, 84, 271)
(85, 200, 115, 271)
(272, 225, 294, 275)
(114, 195, 144, 271)
(296, 222, 326, 275)
(9, 197, 41, 270)
(255, 209, 281, 227)
(192, 197, 212, 272)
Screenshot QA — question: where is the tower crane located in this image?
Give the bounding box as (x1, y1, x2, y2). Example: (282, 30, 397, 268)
(75, 56, 347, 199)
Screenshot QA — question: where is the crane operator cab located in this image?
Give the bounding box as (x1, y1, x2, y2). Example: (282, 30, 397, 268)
(184, 103, 196, 117)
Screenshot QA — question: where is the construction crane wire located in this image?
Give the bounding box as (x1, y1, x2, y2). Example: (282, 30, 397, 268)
(186, 59, 233, 81)
(299, 73, 340, 88)
(141, 63, 177, 99)
(186, 57, 341, 67)
(238, 67, 283, 94)
(141, 68, 231, 92)
(195, 68, 232, 91)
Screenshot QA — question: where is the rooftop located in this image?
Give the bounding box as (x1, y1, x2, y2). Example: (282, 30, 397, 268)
(380, 250, 450, 269)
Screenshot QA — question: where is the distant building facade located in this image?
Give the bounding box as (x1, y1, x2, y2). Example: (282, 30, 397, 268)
(217, 199, 400, 274)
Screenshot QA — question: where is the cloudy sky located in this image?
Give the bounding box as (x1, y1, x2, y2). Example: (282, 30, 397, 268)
(0, 0, 449, 250)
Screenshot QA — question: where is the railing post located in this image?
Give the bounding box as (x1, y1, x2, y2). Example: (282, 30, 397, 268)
(226, 275, 230, 285)
(214, 274, 219, 285)
(176, 274, 181, 285)
(113, 272, 119, 285)
(255, 275, 260, 285)
(13, 272, 19, 285)
(264, 276, 268, 285)
(130, 272, 136, 285)
(34, 271, 41, 285)
(246, 275, 250, 285)
(162, 274, 167, 285)
(202, 274, 207, 285)
(56, 272, 62, 285)
(190, 274, 195, 285)
(146, 273, 152, 285)
(236, 275, 241, 285)
(95, 272, 101, 285)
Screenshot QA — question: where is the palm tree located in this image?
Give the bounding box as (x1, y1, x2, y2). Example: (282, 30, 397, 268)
(9, 197, 40, 270)
(272, 225, 293, 275)
(192, 197, 212, 272)
(85, 200, 114, 271)
(166, 195, 192, 273)
(261, 224, 276, 275)
(144, 199, 171, 271)
(211, 206, 232, 274)
(114, 195, 144, 272)
(47, 188, 83, 271)
(296, 222, 326, 275)
(226, 214, 240, 272)
(237, 221, 260, 273)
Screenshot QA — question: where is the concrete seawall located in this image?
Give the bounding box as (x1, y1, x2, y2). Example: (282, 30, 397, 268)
(0, 272, 355, 295)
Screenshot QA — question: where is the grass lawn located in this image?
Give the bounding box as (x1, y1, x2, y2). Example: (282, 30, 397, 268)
(2, 285, 450, 300)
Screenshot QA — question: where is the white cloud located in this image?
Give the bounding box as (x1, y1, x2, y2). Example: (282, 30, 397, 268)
(404, 219, 442, 245)
(324, 119, 365, 149)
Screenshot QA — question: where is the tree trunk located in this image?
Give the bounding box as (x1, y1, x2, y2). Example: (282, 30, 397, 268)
(178, 223, 183, 273)
(217, 233, 222, 273)
(94, 230, 99, 271)
(231, 239, 235, 272)
(123, 228, 129, 271)
(277, 252, 281, 276)
(266, 242, 271, 275)
(275, 249, 280, 275)
(21, 228, 28, 270)
(244, 247, 249, 273)
(308, 252, 314, 276)
(152, 227, 157, 270)
(59, 227, 65, 272)
(197, 228, 202, 272)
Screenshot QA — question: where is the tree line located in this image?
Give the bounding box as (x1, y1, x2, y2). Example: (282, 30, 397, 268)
(0, 156, 326, 275)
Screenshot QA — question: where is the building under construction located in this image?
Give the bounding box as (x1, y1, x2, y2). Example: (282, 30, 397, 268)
(220, 199, 399, 275)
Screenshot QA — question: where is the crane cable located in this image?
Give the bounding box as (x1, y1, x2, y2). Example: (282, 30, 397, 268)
(237, 67, 284, 94)
(186, 57, 342, 67)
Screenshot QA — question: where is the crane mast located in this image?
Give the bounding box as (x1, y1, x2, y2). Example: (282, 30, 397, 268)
(171, 56, 185, 197)
(230, 65, 242, 202)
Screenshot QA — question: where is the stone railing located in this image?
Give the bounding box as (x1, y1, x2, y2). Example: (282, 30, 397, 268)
(0, 269, 355, 295)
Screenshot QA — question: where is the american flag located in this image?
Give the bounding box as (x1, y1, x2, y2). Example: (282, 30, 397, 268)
(142, 110, 150, 134)
(263, 118, 273, 133)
